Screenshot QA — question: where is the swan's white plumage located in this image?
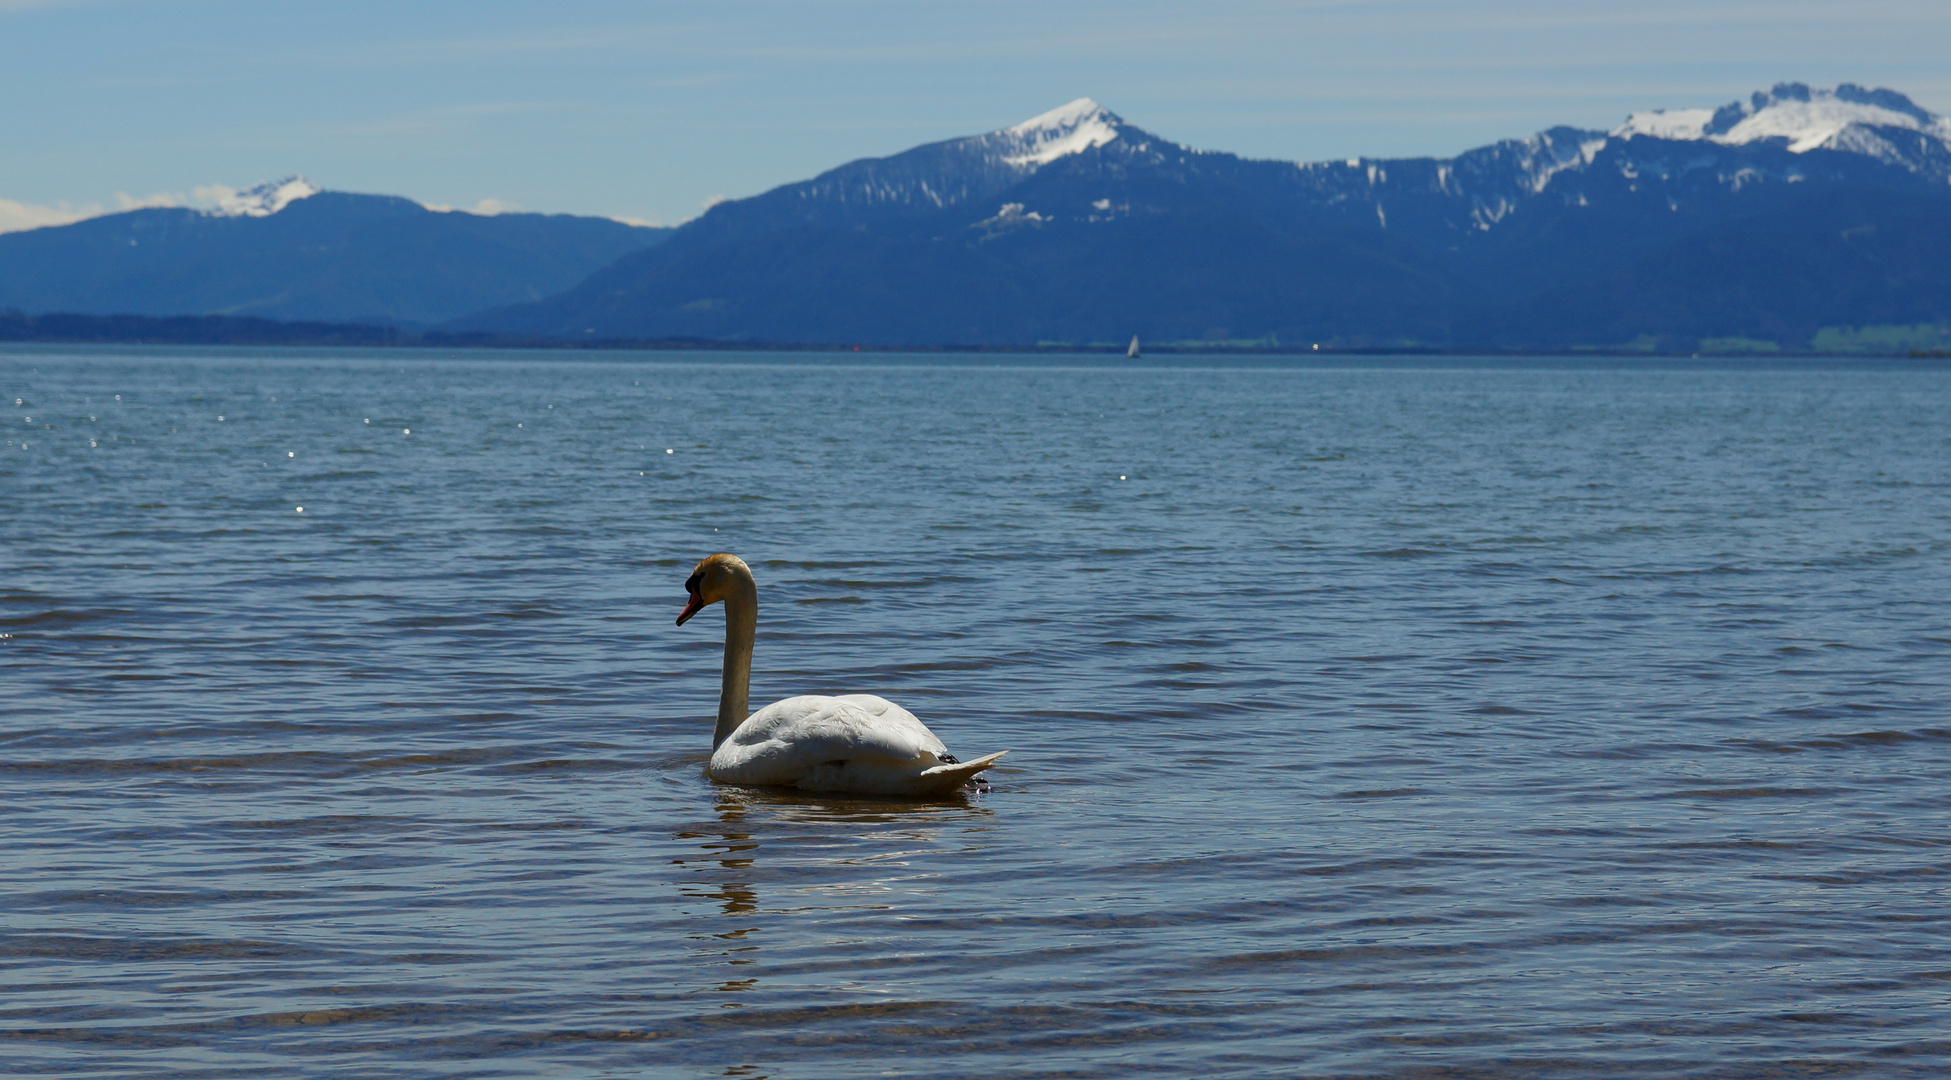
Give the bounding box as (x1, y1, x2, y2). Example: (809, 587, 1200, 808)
(679, 554, 1005, 796)
(709, 694, 1004, 795)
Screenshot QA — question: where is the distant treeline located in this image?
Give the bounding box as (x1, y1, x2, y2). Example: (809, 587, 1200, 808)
(0, 309, 407, 346)
(0, 310, 1372, 354)
(3, 309, 1948, 358)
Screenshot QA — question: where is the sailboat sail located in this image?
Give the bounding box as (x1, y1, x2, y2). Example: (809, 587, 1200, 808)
(1127, 335, 1141, 358)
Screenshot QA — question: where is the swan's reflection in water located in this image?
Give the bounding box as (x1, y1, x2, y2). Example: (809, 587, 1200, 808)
(673, 785, 995, 1007)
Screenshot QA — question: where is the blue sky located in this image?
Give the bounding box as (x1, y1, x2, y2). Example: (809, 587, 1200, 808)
(3, 0, 1947, 230)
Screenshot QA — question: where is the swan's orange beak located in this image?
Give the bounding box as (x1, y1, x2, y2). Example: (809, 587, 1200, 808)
(676, 587, 705, 626)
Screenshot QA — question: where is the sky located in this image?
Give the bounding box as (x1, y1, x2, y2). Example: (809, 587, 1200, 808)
(3, 0, 1948, 232)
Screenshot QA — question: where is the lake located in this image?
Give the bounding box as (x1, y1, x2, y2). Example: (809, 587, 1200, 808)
(4, 346, 1950, 1078)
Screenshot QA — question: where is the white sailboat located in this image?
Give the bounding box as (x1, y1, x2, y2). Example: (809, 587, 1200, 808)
(1127, 334, 1141, 359)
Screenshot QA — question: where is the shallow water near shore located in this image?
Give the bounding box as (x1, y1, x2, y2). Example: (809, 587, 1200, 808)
(4, 345, 1951, 1078)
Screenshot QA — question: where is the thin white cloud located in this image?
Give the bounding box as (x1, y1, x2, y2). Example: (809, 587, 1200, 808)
(341, 101, 573, 138)
(358, 24, 694, 64)
(119, 190, 187, 210)
(0, 197, 94, 235)
(422, 197, 521, 216)
(0, 185, 267, 235)
(1451, 0, 1946, 31)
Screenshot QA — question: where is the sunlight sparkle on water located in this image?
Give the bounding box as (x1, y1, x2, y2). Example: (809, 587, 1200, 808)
(4, 352, 1950, 1079)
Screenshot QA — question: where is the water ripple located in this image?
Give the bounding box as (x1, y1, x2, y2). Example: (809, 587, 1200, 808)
(3, 348, 1950, 1078)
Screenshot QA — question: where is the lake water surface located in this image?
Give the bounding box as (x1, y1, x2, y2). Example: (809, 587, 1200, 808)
(4, 347, 1950, 1078)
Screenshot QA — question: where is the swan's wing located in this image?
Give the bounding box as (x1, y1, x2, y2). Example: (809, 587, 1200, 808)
(727, 695, 944, 757)
(711, 695, 951, 787)
(832, 694, 943, 749)
(710, 695, 1007, 794)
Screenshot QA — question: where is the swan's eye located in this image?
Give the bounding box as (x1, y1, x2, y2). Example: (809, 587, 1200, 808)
(684, 572, 703, 593)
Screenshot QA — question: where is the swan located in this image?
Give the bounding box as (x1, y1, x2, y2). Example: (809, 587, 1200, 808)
(675, 553, 1006, 795)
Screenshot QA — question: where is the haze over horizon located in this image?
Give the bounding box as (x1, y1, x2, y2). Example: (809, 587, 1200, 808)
(3, 0, 1948, 233)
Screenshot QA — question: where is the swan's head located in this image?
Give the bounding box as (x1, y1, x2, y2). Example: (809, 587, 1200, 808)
(676, 553, 751, 625)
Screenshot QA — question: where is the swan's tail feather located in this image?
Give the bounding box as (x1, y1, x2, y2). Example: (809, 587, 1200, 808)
(919, 750, 1008, 791)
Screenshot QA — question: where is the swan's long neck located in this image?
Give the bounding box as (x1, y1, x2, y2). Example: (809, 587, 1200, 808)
(714, 571, 757, 748)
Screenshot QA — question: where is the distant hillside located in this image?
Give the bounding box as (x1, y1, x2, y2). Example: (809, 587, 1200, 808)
(0, 179, 668, 326)
(455, 84, 1951, 352)
(0, 309, 404, 346)
(1476, 188, 1951, 351)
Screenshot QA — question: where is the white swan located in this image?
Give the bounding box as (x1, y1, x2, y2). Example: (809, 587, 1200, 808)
(676, 553, 1006, 795)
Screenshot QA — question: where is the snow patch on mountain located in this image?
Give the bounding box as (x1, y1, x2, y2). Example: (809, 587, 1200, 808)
(1614, 83, 1949, 155)
(203, 177, 320, 218)
(1613, 108, 1716, 142)
(972, 202, 1048, 232)
(996, 98, 1122, 167)
(1515, 132, 1610, 193)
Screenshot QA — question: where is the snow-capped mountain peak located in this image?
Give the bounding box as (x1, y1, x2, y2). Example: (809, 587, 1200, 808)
(206, 176, 320, 218)
(1614, 83, 1950, 154)
(996, 98, 1123, 167)
(1610, 107, 1717, 142)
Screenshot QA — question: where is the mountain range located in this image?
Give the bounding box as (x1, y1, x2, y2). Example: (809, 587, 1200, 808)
(0, 179, 666, 327)
(5, 83, 1949, 352)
